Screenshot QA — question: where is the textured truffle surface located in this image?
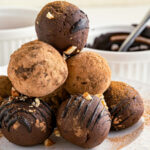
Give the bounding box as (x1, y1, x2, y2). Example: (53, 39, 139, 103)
(0, 96, 55, 146)
(57, 94, 111, 148)
(8, 40, 68, 97)
(35, 1, 89, 54)
(104, 81, 144, 130)
(65, 51, 111, 95)
(0, 76, 12, 98)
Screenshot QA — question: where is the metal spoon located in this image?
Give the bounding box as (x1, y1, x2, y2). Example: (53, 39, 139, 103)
(119, 10, 150, 52)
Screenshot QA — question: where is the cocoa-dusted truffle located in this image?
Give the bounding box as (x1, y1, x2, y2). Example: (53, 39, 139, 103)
(35, 1, 89, 54)
(64, 51, 111, 95)
(0, 76, 12, 98)
(0, 96, 55, 146)
(8, 40, 68, 97)
(104, 81, 144, 131)
(57, 93, 111, 148)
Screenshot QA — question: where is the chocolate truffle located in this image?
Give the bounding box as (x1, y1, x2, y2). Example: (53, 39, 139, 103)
(35, 1, 89, 54)
(64, 51, 111, 95)
(8, 40, 68, 97)
(104, 81, 144, 131)
(0, 76, 12, 98)
(0, 96, 55, 146)
(42, 85, 70, 114)
(57, 93, 111, 148)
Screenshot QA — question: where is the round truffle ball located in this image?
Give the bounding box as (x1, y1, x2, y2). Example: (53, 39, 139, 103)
(8, 40, 68, 97)
(0, 96, 55, 146)
(64, 51, 111, 95)
(0, 76, 12, 98)
(35, 1, 89, 54)
(57, 93, 111, 148)
(104, 81, 144, 131)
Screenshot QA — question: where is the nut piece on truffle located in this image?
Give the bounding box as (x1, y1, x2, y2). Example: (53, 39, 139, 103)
(64, 51, 111, 95)
(104, 81, 144, 131)
(0, 96, 55, 146)
(57, 94, 111, 148)
(0, 76, 12, 98)
(35, 1, 89, 54)
(8, 40, 68, 97)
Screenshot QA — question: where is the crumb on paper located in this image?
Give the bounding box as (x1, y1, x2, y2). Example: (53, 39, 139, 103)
(54, 128, 61, 137)
(44, 139, 55, 147)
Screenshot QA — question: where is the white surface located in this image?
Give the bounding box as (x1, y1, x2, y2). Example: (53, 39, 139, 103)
(0, 66, 150, 150)
(0, 7, 38, 66)
(87, 26, 150, 84)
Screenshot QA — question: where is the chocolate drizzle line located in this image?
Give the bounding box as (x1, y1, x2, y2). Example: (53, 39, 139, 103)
(62, 96, 80, 118)
(81, 100, 93, 121)
(70, 18, 89, 33)
(86, 101, 100, 128)
(92, 107, 105, 130)
(73, 97, 84, 116)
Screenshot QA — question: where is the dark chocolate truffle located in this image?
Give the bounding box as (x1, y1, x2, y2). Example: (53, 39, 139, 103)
(64, 51, 111, 95)
(0, 76, 12, 98)
(57, 93, 111, 148)
(35, 1, 89, 54)
(0, 96, 55, 146)
(104, 81, 144, 131)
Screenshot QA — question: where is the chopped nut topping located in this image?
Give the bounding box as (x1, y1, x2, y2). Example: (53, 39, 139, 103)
(113, 118, 122, 125)
(76, 50, 80, 53)
(95, 94, 104, 99)
(54, 128, 61, 137)
(9, 96, 14, 101)
(64, 46, 77, 55)
(13, 121, 20, 130)
(83, 92, 92, 100)
(101, 99, 108, 109)
(44, 139, 55, 147)
(46, 12, 54, 19)
(11, 87, 20, 97)
(32, 98, 40, 107)
(35, 119, 46, 132)
(28, 109, 36, 113)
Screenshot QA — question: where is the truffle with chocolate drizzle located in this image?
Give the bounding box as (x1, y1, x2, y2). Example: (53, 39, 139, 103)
(0, 96, 55, 146)
(57, 92, 111, 148)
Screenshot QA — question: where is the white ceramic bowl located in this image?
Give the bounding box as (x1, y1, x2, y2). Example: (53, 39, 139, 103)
(87, 26, 150, 83)
(0, 7, 38, 66)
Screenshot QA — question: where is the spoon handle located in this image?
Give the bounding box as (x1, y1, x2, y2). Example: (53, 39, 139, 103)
(119, 10, 150, 52)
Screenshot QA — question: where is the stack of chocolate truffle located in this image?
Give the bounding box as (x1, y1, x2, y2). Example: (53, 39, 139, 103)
(0, 1, 144, 149)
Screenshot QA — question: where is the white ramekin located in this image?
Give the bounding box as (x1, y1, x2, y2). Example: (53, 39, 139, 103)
(86, 26, 150, 83)
(0, 7, 38, 66)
